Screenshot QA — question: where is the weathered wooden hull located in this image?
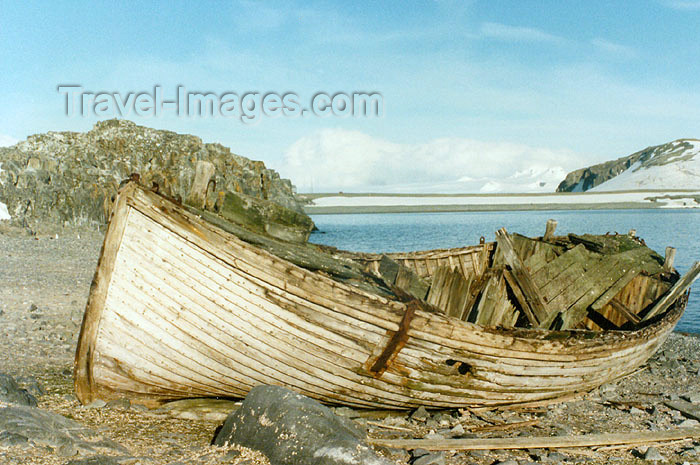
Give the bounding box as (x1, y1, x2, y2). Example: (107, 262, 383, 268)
(74, 184, 686, 409)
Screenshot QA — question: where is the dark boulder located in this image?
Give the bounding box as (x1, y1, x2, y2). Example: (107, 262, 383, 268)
(213, 385, 392, 465)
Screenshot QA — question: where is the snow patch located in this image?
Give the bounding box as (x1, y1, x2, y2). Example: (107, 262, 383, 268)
(0, 162, 8, 221)
(309, 190, 700, 208)
(0, 202, 9, 221)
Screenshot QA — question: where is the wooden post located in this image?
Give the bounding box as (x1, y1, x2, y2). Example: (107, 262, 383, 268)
(628, 229, 636, 237)
(664, 246, 677, 272)
(185, 161, 216, 209)
(543, 219, 558, 241)
(642, 261, 700, 321)
(495, 228, 549, 325)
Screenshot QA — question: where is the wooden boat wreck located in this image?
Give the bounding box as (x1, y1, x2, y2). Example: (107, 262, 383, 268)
(74, 180, 700, 410)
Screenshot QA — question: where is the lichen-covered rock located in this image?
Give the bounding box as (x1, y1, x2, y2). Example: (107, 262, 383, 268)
(213, 385, 392, 465)
(216, 190, 314, 243)
(0, 119, 305, 229)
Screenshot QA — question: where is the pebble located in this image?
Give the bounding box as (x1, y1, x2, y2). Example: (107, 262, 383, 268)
(450, 423, 465, 436)
(683, 393, 700, 403)
(413, 452, 446, 465)
(411, 406, 430, 422)
(84, 399, 107, 409)
(644, 446, 664, 461)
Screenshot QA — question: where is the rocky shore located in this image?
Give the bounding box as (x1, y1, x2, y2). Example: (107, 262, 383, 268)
(2, 228, 700, 465)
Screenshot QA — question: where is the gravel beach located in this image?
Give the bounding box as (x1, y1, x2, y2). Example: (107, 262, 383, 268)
(2, 227, 700, 465)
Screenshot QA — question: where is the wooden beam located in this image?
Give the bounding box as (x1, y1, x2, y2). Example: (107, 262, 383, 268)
(495, 228, 549, 326)
(368, 427, 700, 451)
(665, 400, 700, 422)
(543, 219, 558, 241)
(664, 247, 677, 272)
(185, 160, 215, 209)
(642, 261, 700, 321)
(502, 269, 538, 326)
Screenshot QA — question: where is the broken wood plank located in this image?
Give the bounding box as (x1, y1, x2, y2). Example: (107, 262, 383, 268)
(368, 427, 700, 451)
(377, 255, 430, 301)
(665, 400, 700, 422)
(642, 262, 700, 321)
(495, 228, 549, 325)
(543, 219, 557, 241)
(503, 269, 538, 327)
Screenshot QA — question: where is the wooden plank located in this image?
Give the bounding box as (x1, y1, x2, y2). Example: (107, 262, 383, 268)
(591, 269, 639, 311)
(608, 298, 642, 325)
(502, 269, 537, 327)
(642, 262, 700, 321)
(368, 427, 700, 451)
(665, 400, 700, 422)
(495, 228, 549, 325)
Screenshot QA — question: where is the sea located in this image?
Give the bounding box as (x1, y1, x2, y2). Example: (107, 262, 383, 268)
(309, 209, 700, 333)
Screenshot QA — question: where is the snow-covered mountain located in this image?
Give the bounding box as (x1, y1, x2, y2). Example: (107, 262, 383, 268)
(558, 139, 700, 192)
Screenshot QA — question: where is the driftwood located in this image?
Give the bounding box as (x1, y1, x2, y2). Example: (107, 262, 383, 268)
(665, 400, 700, 422)
(368, 427, 700, 451)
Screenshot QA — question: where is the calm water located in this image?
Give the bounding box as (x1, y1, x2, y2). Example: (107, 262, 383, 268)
(309, 209, 700, 333)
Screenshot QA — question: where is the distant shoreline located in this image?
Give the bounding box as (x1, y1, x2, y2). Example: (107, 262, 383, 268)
(305, 202, 661, 214)
(302, 190, 700, 214)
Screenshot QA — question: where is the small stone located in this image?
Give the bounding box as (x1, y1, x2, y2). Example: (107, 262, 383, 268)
(683, 393, 700, 404)
(629, 407, 645, 415)
(29, 303, 38, 312)
(677, 419, 700, 427)
(423, 432, 444, 440)
(495, 460, 519, 465)
(450, 423, 465, 436)
(106, 398, 131, 410)
(411, 406, 430, 422)
(413, 452, 446, 465)
(547, 451, 568, 462)
(411, 448, 431, 459)
(644, 446, 663, 461)
(469, 450, 488, 457)
(84, 399, 107, 409)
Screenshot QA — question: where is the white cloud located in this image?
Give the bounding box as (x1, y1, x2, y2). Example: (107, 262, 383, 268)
(0, 134, 18, 147)
(591, 38, 636, 59)
(479, 22, 564, 43)
(280, 129, 585, 193)
(660, 0, 700, 9)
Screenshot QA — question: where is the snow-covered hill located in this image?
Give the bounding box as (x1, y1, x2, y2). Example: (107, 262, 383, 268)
(590, 139, 700, 191)
(558, 139, 700, 192)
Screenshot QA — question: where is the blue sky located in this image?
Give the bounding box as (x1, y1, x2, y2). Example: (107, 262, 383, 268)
(1, 0, 700, 191)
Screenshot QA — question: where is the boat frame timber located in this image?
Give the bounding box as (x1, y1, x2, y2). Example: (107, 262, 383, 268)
(74, 182, 687, 409)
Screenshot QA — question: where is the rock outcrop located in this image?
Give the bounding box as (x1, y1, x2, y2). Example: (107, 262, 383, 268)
(557, 139, 700, 192)
(0, 119, 305, 229)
